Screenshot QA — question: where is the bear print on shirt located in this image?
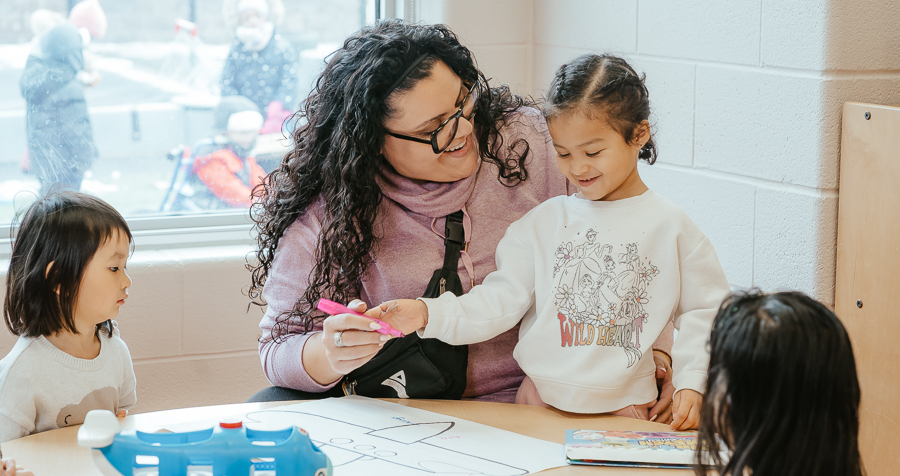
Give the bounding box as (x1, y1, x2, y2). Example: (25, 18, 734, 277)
(56, 386, 117, 428)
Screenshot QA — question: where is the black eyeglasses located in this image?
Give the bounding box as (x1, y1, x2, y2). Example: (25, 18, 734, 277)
(385, 82, 479, 154)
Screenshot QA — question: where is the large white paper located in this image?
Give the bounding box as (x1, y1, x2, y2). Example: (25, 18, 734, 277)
(167, 396, 564, 475)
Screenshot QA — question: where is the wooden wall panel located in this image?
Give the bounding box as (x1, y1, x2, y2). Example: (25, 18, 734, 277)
(835, 102, 900, 475)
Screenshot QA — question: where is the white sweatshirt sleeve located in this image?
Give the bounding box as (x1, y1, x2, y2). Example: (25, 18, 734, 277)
(671, 236, 732, 394)
(421, 227, 536, 345)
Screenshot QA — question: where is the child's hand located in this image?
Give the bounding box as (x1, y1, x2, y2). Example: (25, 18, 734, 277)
(649, 350, 675, 423)
(1, 458, 34, 476)
(368, 299, 428, 336)
(670, 389, 702, 430)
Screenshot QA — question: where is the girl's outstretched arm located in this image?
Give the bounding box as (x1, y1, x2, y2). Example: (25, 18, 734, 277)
(420, 226, 537, 345)
(670, 236, 730, 426)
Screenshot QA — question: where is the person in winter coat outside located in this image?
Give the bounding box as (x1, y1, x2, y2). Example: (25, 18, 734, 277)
(19, 22, 99, 195)
(220, 0, 298, 133)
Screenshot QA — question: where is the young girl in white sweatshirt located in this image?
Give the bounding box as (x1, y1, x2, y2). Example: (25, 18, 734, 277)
(372, 53, 731, 430)
(1, 191, 136, 443)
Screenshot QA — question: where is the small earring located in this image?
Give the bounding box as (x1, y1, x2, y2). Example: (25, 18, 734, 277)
(639, 145, 652, 160)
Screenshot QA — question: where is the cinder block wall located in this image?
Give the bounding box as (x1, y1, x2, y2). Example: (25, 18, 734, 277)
(427, 0, 900, 304)
(419, 0, 534, 95)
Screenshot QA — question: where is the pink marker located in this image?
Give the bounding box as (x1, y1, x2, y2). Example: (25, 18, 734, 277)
(317, 299, 405, 338)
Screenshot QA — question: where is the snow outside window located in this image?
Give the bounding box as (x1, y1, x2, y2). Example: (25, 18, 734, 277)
(1, 0, 379, 251)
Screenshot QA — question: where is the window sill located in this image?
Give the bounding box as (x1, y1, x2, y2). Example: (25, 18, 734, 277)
(0, 211, 256, 259)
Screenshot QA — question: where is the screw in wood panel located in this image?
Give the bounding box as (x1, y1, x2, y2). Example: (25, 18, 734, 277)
(857, 299, 863, 308)
(865, 111, 871, 120)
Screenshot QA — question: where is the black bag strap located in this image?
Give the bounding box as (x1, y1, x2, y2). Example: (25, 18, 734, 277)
(441, 210, 465, 273)
(341, 210, 469, 399)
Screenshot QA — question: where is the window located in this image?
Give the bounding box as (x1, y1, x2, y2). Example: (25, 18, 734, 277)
(1, 0, 395, 254)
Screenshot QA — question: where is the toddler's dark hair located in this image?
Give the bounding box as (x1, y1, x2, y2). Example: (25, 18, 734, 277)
(543, 53, 656, 164)
(696, 290, 863, 476)
(4, 191, 133, 338)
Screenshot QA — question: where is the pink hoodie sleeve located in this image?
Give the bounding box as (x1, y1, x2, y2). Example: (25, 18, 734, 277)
(257, 203, 341, 392)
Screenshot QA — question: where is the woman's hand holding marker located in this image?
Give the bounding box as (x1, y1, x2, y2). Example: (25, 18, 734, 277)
(318, 299, 404, 337)
(317, 300, 392, 376)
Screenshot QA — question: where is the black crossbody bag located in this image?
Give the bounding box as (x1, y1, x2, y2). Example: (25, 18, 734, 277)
(341, 211, 468, 399)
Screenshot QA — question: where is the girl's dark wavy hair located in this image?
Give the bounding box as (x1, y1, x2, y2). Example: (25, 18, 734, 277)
(543, 53, 657, 164)
(4, 190, 132, 338)
(248, 20, 534, 339)
(696, 290, 863, 476)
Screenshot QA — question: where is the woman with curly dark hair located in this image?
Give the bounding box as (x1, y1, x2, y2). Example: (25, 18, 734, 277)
(247, 20, 676, 407)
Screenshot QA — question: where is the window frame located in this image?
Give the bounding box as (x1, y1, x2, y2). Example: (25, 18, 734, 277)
(1, 212, 255, 259)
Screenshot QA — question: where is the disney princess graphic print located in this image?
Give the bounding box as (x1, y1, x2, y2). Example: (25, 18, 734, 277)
(553, 229, 659, 368)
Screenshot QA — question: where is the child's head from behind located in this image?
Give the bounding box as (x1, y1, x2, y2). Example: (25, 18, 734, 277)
(698, 290, 862, 476)
(4, 191, 133, 338)
(543, 54, 655, 201)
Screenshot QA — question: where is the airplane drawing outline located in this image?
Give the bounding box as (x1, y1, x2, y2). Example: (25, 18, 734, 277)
(243, 410, 532, 475)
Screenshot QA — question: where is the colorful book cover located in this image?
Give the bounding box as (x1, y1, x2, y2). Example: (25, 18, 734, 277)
(565, 429, 699, 468)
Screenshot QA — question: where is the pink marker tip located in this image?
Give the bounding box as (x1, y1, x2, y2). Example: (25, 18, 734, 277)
(317, 299, 405, 338)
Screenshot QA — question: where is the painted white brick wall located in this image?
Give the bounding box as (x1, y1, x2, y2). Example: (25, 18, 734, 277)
(693, 68, 829, 187)
(754, 188, 838, 298)
(824, 1, 900, 70)
(534, 0, 638, 53)
(638, 1, 761, 65)
(631, 58, 695, 168)
(419, 0, 534, 93)
(761, 0, 828, 70)
(434, 0, 900, 305)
